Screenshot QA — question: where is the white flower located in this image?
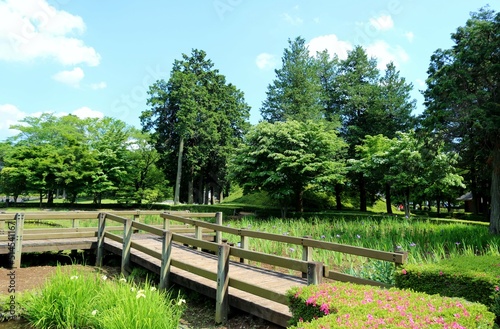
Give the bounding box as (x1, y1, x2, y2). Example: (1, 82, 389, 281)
(119, 278, 127, 283)
(177, 299, 186, 306)
(130, 287, 136, 292)
(150, 287, 157, 291)
(101, 275, 108, 281)
(136, 293, 146, 299)
(138, 289, 145, 294)
(70, 276, 78, 280)
(91, 310, 98, 316)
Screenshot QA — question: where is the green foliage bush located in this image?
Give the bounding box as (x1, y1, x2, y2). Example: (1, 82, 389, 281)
(19, 266, 185, 329)
(395, 255, 500, 319)
(287, 281, 495, 328)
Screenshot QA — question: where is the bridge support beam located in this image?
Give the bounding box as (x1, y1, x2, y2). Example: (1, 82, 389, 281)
(214, 212, 223, 244)
(159, 230, 173, 290)
(307, 261, 323, 285)
(96, 213, 106, 267)
(12, 213, 24, 269)
(215, 244, 230, 324)
(121, 217, 133, 275)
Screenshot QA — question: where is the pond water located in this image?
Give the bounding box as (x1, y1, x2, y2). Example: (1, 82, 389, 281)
(0, 320, 33, 329)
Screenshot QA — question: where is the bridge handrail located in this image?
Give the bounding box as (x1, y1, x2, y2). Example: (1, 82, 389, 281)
(161, 213, 407, 265)
(99, 212, 320, 320)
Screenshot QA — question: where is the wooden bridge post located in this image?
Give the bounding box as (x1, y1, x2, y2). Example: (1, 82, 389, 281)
(239, 233, 249, 264)
(195, 224, 202, 251)
(307, 261, 323, 285)
(214, 212, 223, 244)
(72, 218, 79, 228)
(121, 217, 133, 275)
(96, 213, 107, 267)
(159, 230, 173, 290)
(302, 236, 312, 278)
(215, 243, 230, 324)
(12, 213, 24, 269)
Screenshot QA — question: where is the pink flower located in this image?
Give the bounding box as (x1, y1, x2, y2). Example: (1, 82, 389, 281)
(495, 286, 499, 291)
(439, 271, 443, 276)
(319, 303, 330, 315)
(401, 269, 407, 275)
(306, 297, 315, 305)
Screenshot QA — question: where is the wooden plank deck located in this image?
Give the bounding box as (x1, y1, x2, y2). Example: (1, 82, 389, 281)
(104, 234, 304, 327)
(0, 234, 304, 327)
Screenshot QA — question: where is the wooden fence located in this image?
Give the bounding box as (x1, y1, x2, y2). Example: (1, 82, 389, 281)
(0, 210, 407, 324)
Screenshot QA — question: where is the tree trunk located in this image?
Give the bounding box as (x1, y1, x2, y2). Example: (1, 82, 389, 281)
(335, 184, 342, 210)
(174, 136, 184, 205)
(385, 183, 393, 214)
(436, 195, 441, 214)
(296, 189, 304, 213)
(490, 147, 500, 234)
(196, 176, 203, 204)
(47, 190, 54, 205)
(188, 171, 194, 205)
(404, 187, 411, 218)
(359, 173, 367, 212)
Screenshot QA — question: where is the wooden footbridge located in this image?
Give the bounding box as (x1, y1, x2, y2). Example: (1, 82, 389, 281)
(0, 211, 407, 327)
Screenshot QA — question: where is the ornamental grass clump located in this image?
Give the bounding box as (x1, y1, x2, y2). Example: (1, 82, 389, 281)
(287, 281, 495, 329)
(19, 266, 185, 329)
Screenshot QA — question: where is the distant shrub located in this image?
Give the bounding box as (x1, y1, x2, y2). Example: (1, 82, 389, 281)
(395, 255, 500, 320)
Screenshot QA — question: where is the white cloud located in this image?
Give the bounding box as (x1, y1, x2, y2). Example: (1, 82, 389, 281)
(71, 106, 104, 119)
(405, 31, 414, 42)
(365, 40, 409, 70)
(90, 81, 107, 90)
(282, 13, 303, 26)
(52, 67, 84, 87)
(307, 34, 353, 60)
(0, 0, 100, 66)
(255, 53, 278, 70)
(415, 78, 426, 89)
(369, 14, 394, 31)
(0, 104, 27, 140)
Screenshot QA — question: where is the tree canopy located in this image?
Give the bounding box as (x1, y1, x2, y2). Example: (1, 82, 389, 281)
(422, 7, 500, 233)
(230, 120, 346, 216)
(141, 49, 250, 204)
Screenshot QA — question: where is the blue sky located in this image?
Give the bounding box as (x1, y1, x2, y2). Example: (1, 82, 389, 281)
(0, 0, 497, 141)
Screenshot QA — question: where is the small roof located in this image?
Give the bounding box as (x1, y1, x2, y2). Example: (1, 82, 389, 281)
(457, 191, 473, 201)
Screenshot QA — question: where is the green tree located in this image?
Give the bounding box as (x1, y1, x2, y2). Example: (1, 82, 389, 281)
(260, 36, 324, 123)
(350, 134, 394, 214)
(141, 49, 249, 205)
(230, 120, 347, 216)
(329, 46, 381, 212)
(86, 117, 133, 204)
(117, 131, 170, 204)
(7, 114, 97, 204)
(329, 47, 416, 211)
(422, 7, 500, 233)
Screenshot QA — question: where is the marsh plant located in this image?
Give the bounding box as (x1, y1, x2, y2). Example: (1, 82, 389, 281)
(222, 216, 500, 283)
(19, 267, 185, 329)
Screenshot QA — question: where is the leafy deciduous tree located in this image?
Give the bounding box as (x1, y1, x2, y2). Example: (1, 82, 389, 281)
(230, 120, 347, 217)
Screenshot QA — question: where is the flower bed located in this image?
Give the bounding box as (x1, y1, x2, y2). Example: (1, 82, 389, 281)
(287, 281, 495, 328)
